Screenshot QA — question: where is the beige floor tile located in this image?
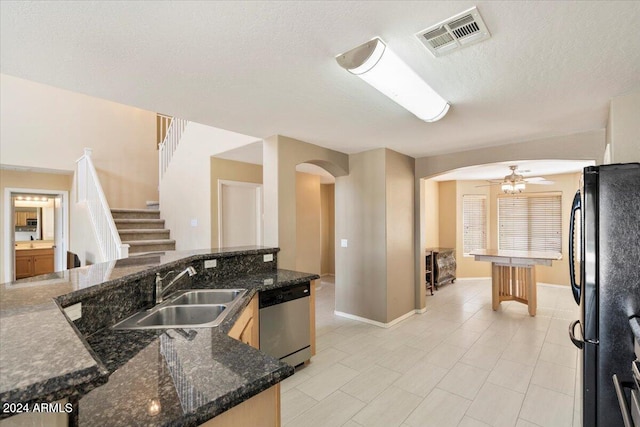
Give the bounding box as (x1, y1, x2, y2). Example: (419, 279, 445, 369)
(459, 317, 495, 333)
(340, 344, 393, 372)
(538, 342, 578, 369)
(422, 343, 468, 370)
(297, 347, 349, 377)
(333, 332, 386, 355)
(501, 340, 542, 366)
(296, 363, 359, 400)
(285, 390, 365, 427)
(486, 358, 534, 393)
(376, 345, 427, 374)
(437, 362, 489, 400)
(443, 328, 482, 349)
(466, 382, 524, 427)
(519, 384, 574, 427)
(530, 359, 576, 396)
(460, 342, 503, 370)
(515, 419, 542, 427)
(458, 416, 492, 426)
(404, 388, 471, 427)
(281, 370, 312, 393)
(281, 388, 319, 425)
(340, 364, 401, 403)
(475, 329, 513, 351)
(341, 421, 364, 427)
(393, 360, 449, 397)
(352, 386, 422, 427)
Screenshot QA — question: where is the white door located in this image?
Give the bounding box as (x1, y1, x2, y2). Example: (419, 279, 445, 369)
(219, 181, 262, 247)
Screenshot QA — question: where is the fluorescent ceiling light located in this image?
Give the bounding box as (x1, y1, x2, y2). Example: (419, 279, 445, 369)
(336, 37, 449, 122)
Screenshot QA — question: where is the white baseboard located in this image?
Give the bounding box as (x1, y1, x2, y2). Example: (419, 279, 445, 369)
(320, 273, 335, 277)
(334, 309, 420, 329)
(455, 277, 491, 281)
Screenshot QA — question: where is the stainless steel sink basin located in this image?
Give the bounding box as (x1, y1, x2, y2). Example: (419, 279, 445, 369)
(112, 288, 247, 330)
(137, 305, 227, 327)
(169, 289, 245, 305)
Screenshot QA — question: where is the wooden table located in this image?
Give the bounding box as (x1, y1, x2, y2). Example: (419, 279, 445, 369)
(470, 250, 562, 316)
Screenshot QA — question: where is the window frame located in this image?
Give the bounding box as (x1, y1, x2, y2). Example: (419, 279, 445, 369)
(462, 194, 487, 257)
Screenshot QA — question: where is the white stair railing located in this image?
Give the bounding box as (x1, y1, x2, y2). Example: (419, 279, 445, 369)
(159, 117, 189, 180)
(76, 148, 129, 260)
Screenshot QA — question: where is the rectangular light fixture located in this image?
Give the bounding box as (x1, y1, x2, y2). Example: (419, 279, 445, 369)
(336, 37, 449, 122)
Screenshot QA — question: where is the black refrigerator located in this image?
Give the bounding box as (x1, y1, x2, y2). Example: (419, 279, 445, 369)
(569, 163, 640, 426)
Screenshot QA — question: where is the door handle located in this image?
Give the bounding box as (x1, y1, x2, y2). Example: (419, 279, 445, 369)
(569, 319, 584, 349)
(569, 190, 581, 305)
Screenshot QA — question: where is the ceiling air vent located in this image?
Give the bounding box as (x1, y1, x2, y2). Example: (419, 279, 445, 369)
(416, 6, 491, 57)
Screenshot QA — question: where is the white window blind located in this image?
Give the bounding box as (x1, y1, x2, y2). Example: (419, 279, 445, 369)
(498, 193, 562, 253)
(463, 195, 487, 255)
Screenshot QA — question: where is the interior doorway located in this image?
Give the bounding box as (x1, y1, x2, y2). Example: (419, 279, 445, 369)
(218, 180, 263, 247)
(3, 188, 69, 282)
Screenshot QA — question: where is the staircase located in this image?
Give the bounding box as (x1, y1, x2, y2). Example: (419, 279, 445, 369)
(112, 209, 176, 254)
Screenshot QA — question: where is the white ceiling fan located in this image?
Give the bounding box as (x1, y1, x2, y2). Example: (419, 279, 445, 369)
(478, 165, 555, 194)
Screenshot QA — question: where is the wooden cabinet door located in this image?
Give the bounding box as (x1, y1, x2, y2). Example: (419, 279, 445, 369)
(15, 255, 32, 279)
(33, 253, 54, 276)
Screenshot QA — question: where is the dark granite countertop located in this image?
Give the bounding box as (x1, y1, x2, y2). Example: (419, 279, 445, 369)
(0, 247, 319, 425)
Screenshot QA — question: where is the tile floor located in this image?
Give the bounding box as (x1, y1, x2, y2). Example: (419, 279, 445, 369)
(281, 277, 581, 427)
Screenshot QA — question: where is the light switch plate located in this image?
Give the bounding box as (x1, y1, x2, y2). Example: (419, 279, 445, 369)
(65, 303, 82, 321)
(190, 218, 198, 227)
(204, 259, 217, 269)
(341, 239, 348, 248)
(263, 254, 274, 262)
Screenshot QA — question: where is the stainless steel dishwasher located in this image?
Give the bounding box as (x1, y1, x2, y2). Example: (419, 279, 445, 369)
(259, 282, 311, 367)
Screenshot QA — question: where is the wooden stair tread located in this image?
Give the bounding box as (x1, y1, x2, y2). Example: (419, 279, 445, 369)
(122, 239, 176, 246)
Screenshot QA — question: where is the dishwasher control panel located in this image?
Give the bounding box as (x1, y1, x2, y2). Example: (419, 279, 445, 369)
(259, 282, 310, 308)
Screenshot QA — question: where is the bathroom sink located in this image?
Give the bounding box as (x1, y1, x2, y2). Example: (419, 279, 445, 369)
(169, 289, 246, 305)
(112, 288, 247, 330)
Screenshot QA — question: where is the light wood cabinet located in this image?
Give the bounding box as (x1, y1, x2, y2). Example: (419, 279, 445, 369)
(228, 293, 259, 349)
(15, 248, 54, 279)
(199, 383, 280, 427)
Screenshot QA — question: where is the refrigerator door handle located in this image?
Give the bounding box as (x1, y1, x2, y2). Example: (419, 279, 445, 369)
(569, 319, 584, 349)
(569, 190, 581, 305)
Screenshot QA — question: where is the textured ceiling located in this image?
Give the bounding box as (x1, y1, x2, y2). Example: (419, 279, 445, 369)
(1, 1, 639, 158)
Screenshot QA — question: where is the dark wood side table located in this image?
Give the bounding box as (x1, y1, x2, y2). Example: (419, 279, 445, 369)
(425, 247, 456, 290)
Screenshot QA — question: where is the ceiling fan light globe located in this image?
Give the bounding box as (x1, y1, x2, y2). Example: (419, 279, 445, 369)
(515, 182, 526, 192)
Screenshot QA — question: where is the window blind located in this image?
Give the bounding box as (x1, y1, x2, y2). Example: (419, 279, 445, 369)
(498, 193, 562, 253)
(463, 195, 487, 255)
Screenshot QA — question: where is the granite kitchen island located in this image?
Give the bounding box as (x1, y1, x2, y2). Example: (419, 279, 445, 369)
(0, 247, 318, 426)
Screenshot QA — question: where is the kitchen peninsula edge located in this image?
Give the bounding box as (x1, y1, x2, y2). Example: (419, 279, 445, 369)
(0, 246, 319, 426)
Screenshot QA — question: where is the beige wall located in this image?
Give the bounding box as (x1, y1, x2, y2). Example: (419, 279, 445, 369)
(320, 184, 335, 275)
(0, 74, 158, 209)
(335, 148, 415, 324)
(416, 130, 604, 179)
(438, 181, 457, 248)
(385, 150, 415, 321)
(335, 149, 387, 322)
(0, 170, 72, 280)
(423, 179, 439, 248)
(159, 123, 258, 251)
(296, 172, 321, 275)
(263, 135, 348, 270)
(608, 91, 640, 163)
(210, 158, 263, 247)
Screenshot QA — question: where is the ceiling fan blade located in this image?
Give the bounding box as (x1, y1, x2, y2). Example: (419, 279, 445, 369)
(525, 176, 547, 182)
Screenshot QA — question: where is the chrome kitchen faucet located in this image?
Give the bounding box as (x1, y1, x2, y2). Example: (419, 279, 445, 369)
(155, 267, 197, 304)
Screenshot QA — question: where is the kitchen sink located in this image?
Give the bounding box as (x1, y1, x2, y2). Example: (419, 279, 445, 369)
(112, 288, 246, 330)
(137, 305, 227, 327)
(169, 289, 245, 305)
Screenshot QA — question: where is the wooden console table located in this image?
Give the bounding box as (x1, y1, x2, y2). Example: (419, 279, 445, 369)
(470, 249, 561, 316)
